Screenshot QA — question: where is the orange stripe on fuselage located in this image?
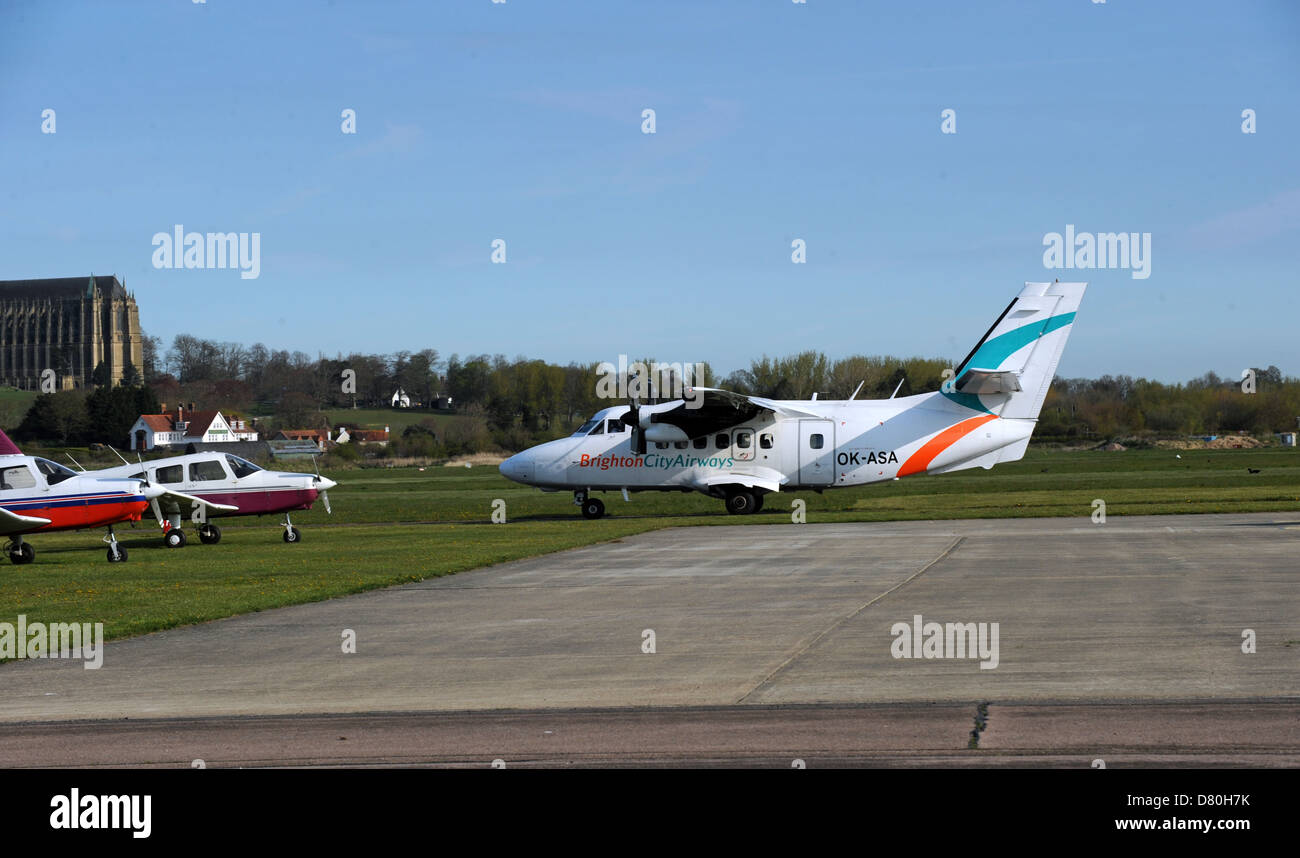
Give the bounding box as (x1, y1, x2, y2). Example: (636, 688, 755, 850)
(897, 414, 998, 477)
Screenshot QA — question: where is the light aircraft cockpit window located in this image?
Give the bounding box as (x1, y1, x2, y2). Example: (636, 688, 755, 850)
(589, 420, 605, 435)
(34, 458, 77, 486)
(606, 420, 627, 433)
(692, 437, 707, 449)
(809, 434, 824, 449)
(225, 455, 262, 478)
(156, 465, 184, 484)
(759, 434, 773, 449)
(573, 419, 601, 437)
(735, 432, 752, 449)
(189, 460, 228, 482)
(0, 466, 36, 490)
(715, 433, 729, 449)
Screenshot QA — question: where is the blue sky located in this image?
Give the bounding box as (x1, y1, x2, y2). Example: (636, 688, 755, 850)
(2, 0, 1297, 382)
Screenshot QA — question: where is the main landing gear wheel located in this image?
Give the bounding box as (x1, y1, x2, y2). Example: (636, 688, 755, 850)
(725, 489, 758, 515)
(752, 492, 765, 512)
(283, 526, 301, 543)
(581, 498, 606, 520)
(7, 542, 34, 565)
(199, 524, 222, 545)
(107, 546, 128, 563)
(164, 528, 186, 548)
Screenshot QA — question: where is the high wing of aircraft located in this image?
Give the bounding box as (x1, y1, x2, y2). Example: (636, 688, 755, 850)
(91, 451, 336, 546)
(0, 429, 161, 563)
(500, 281, 1086, 518)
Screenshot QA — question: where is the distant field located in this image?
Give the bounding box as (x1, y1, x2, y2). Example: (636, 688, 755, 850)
(0, 446, 1296, 651)
(317, 407, 468, 433)
(0, 387, 36, 428)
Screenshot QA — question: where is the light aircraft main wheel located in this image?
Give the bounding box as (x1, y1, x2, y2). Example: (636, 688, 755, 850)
(107, 546, 128, 563)
(725, 490, 758, 515)
(164, 529, 187, 548)
(283, 526, 301, 543)
(199, 524, 222, 545)
(9, 544, 34, 565)
(581, 498, 605, 520)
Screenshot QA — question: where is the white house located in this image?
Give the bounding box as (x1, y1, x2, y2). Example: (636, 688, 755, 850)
(391, 388, 411, 408)
(129, 407, 259, 451)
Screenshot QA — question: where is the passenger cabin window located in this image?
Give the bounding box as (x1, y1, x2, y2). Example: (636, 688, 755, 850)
(189, 460, 227, 482)
(715, 433, 729, 449)
(34, 458, 77, 485)
(655, 442, 668, 450)
(759, 434, 773, 449)
(673, 441, 688, 449)
(809, 434, 824, 449)
(156, 465, 184, 484)
(225, 455, 261, 478)
(0, 466, 35, 490)
(692, 437, 707, 449)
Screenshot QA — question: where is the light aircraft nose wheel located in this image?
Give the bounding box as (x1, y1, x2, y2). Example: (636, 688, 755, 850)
(581, 498, 605, 519)
(283, 526, 301, 543)
(199, 524, 222, 545)
(725, 490, 758, 515)
(164, 528, 187, 548)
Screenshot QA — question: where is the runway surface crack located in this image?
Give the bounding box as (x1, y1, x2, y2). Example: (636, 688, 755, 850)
(735, 536, 966, 703)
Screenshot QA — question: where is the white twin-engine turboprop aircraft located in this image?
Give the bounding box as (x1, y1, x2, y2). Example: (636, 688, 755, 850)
(500, 282, 1087, 518)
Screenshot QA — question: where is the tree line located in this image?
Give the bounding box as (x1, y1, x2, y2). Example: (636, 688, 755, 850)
(10, 331, 1297, 452)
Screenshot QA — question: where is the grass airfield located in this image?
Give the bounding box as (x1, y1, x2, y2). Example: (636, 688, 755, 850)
(0, 446, 1296, 649)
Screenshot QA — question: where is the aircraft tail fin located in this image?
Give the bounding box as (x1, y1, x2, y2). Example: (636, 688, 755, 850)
(950, 282, 1087, 420)
(0, 429, 23, 456)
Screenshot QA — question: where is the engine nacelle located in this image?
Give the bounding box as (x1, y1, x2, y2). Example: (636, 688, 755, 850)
(644, 423, 690, 443)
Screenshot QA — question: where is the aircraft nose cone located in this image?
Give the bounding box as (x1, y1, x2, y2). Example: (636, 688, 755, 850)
(317, 476, 338, 490)
(499, 453, 532, 484)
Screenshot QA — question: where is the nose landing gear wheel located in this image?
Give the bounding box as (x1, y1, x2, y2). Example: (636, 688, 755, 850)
(164, 528, 186, 548)
(283, 526, 301, 543)
(581, 498, 605, 519)
(199, 524, 222, 545)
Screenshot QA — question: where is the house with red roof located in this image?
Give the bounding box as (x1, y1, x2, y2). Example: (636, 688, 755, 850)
(128, 404, 259, 451)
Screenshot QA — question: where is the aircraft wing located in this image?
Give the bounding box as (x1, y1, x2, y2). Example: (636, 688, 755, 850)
(0, 505, 52, 535)
(645, 388, 824, 438)
(146, 489, 240, 523)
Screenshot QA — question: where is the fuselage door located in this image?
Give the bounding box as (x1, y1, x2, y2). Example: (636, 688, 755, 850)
(798, 419, 834, 485)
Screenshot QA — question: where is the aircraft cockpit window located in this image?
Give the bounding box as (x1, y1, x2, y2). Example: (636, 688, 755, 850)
(759, 434, 773, 449)
(156, 465, 184, 484)
(0, 465, 36, 490)
(225, 454, 262, 478)
(809, 434, 825, 449)
(589, 420, 606, 435)
(573, 419, 601, 437)
(606, 420, 627, 433)
(692, 437, 707, 449)
(34, 458, 77, 486)
(714, 433, 729, 449)
(189, 460, 228, 482)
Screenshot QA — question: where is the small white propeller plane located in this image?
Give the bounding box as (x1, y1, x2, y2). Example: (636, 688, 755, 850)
(90, 451, 337, 547)
(500, 282, 1086, 518)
